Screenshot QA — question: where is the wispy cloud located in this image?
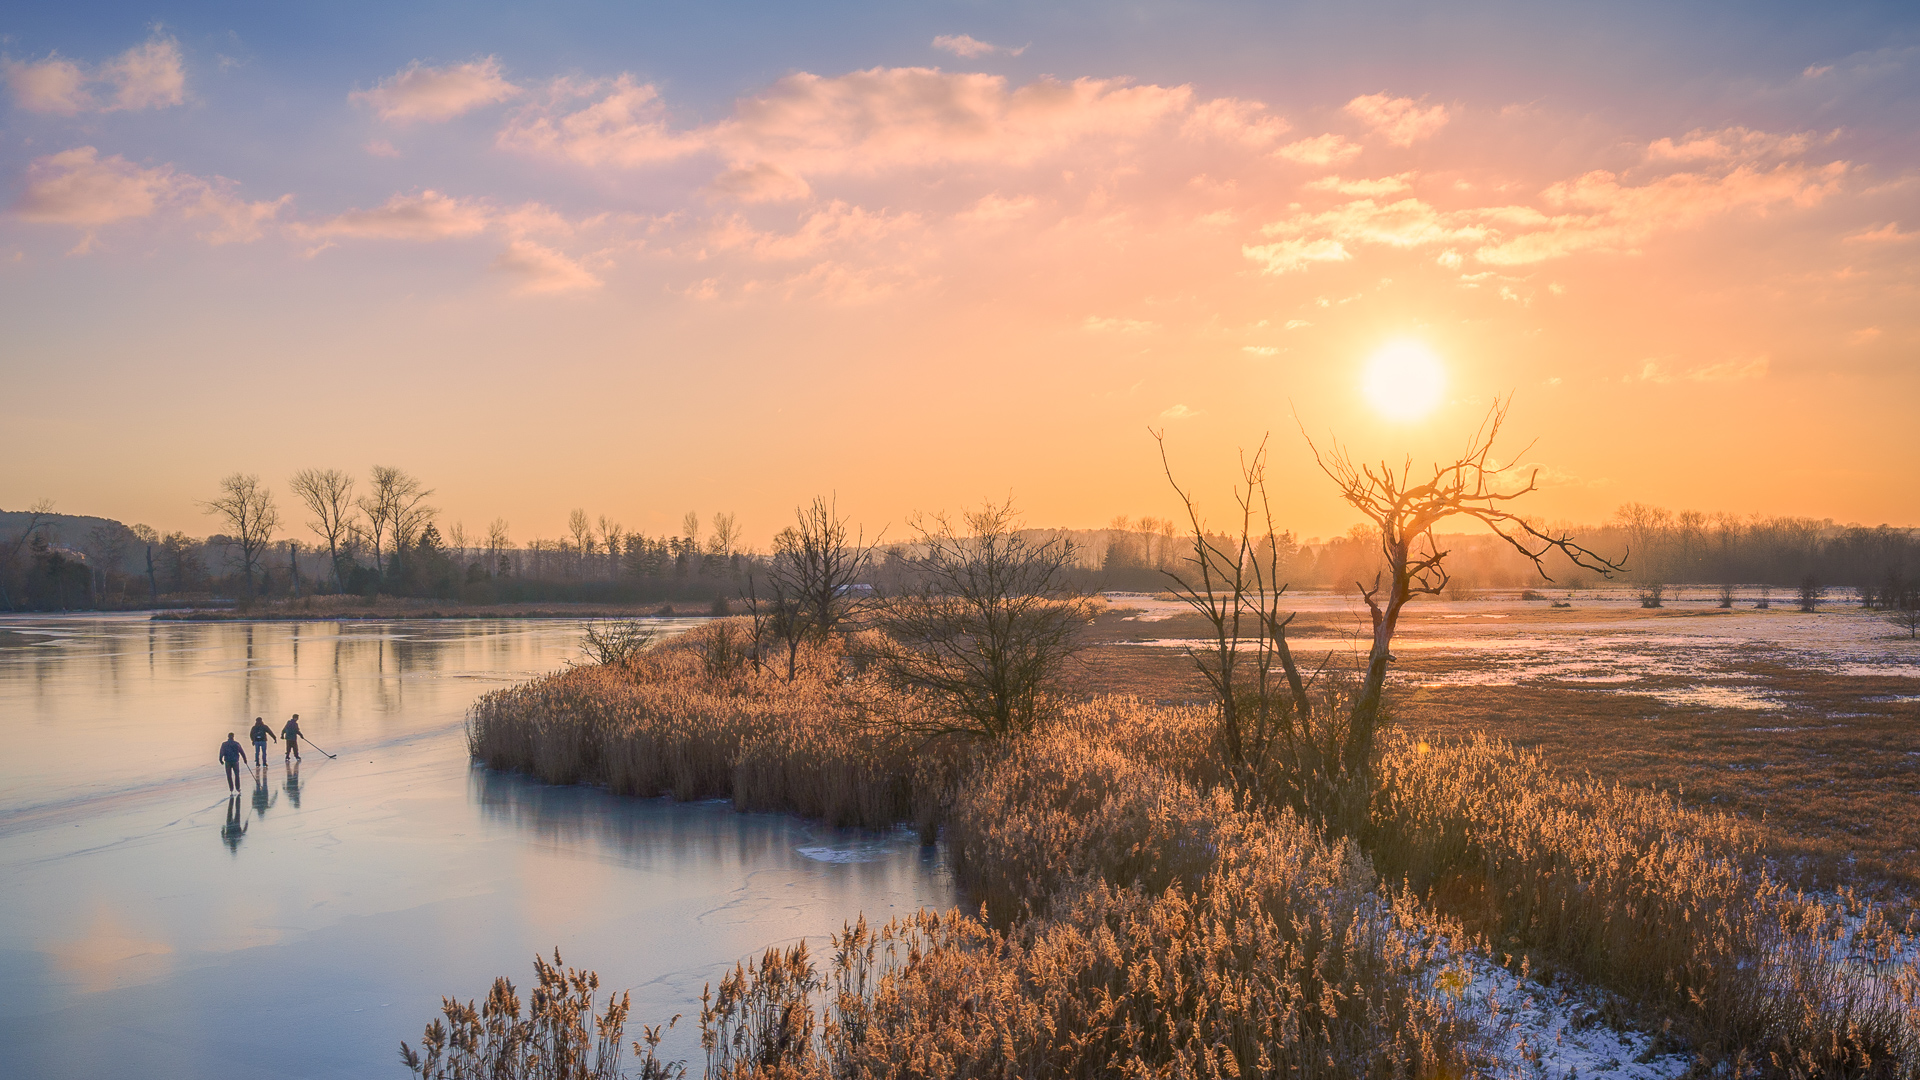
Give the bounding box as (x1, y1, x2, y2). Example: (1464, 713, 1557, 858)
(494, 240, 601, 294)
(291, 190, 492, 242)
(931, 35, 1027, 58)
(11, 147, 287, 248)
(1276, 133, 1361, 165)
(1343, 93, 1449, 146)
(352, 58, 521, 123)
(3, 33, 185, 114)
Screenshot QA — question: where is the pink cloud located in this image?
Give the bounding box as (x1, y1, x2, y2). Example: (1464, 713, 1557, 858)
(1275, 133, 1362, 166)
(501, 67, 1240, 182)
(290, 190, 492, 241)
(1344, 93, 1450, 146)
(1249, 126, 1849, 273)
(12, 147, 286, 245)
(3, 34, 185, 114)
(494, 240, 601, 294)
(498, 75, 702, 166)
(352, 58, 520, 123)
(706, 162, 812, 203)
(1645, 126, 1816, 163)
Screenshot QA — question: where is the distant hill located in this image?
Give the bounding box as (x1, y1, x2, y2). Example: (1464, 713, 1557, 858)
(0, 510, 148, 574)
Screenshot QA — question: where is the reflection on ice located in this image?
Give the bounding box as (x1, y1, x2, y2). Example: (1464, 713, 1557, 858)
(0, 615, 957, 1079)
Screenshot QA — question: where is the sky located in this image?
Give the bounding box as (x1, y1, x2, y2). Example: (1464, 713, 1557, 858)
(3, 1, 1917, 546)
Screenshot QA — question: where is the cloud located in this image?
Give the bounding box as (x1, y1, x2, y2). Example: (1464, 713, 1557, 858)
(1241, 345, 1278, 356)
(11, 147, 286, 245)
(1847, 327, 1881, 345)
(4, 55, 88, 113)
(1250, 125, 1850, 274)
(499, 75, 702, 166)
(503, 68, 1205, 178)
(1159, 404, 1203, 420)
(1183, 97, 1289, 147)
(1844, 222, 1915, 243)
(494, 240, 601, 294)
(365, 139, 401, 158)
(1686, 356, 1769, 381)
(707, 201, 918, 261)
(1276, 133, 1361, 165)
(1473, 159, 1846, 264)
(932, 35, 1026, 58)
(1646, 126, 1815, 163)
(706, 162, 812, 203)
(352, 58, 521, 123)
(3, 34, 185, 114)
(100, 37, 187, 111)
(1241, 237, 1351, 274)
(1084, 315, 1158, 333)
(291, 190, 491, 241)
(1344, 93, 1449, 146)
(1305, 173, 1413, 196)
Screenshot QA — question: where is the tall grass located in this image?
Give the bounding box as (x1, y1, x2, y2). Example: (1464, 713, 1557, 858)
(1374, 731, 1920, 1073)
(440, 626, 1920, 1078)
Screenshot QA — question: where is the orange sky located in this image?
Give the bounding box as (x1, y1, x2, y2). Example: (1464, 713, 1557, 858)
(4, 8, 1916, 546)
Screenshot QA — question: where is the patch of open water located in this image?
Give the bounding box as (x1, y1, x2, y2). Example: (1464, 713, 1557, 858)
(0, 616, 956, 1079)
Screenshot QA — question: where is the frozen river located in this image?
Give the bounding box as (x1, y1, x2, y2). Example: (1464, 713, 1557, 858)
(0, 616, 956, 1079)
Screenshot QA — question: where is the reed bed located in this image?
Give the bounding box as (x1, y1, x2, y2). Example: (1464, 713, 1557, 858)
(1374, 731, 1920, 1074)
(433, 627, 1920, 1078)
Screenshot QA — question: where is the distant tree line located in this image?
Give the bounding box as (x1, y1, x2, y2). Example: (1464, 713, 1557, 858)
(4, 481, 1916, 613)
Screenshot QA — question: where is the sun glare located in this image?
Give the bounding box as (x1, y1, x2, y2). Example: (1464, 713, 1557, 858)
(1362, 340, 1446, 421)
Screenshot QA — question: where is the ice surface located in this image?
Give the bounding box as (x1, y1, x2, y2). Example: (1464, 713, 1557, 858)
(0, 616, 957, 1079)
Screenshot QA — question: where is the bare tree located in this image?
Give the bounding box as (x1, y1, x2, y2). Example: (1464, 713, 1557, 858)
(708, 512, 739, 559)
(203, 473, 281, 599)
(1303, 396, 1623, 808)
(84, 524, 129, 598)
(769, 495, 874, 644)
(1157, 434, 1326, 812)
(290, 468, 355, 589)
(486, 519, 511, 578)
(358, 467, 434, 585)
(597, 516, 624, 580)
(869, 500, 1092, 740)
(682, 511, 701, 549)
(567, 509, 593, 578)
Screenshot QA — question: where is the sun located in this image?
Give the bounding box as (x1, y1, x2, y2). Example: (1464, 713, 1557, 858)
(1361, 340, 1446, 421)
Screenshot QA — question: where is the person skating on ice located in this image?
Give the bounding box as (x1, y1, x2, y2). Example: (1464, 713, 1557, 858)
(248, 716, 275, 767)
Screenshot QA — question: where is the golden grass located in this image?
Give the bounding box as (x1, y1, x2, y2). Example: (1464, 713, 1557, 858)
(432, 622, 1920, 1078)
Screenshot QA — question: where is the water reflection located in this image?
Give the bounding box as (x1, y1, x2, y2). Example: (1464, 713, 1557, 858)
(0, 615, 956, 1080)
(251, 771, 276, 819)
(221, 795, 247, 854)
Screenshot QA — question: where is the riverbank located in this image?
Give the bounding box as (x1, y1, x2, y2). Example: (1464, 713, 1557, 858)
(148, 596, 733, 621)
(443, 622, 1918, 1077)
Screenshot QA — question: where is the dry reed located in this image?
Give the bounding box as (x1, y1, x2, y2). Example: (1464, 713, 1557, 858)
(440, 627, 1920, 1077)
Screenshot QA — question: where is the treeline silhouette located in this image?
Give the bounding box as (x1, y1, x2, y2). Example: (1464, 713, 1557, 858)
(3, 485, 1916, 611)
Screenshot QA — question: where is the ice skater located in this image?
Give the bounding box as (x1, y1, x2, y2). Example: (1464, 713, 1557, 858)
(281, 713, 304, 763)
(219, 732, 247, 792)
(248, 716, 275, 767)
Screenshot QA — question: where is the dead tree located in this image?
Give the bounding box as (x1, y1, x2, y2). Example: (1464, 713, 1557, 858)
(869, 500, 1092, 740)
(1304, 396, 1624, 803)
(203, 473, 281, 599)
(1156, 434, 1326, 813)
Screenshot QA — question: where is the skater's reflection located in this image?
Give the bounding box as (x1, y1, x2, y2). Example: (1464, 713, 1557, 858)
(284, 761, 301, 809)
(252, 770, 276, 818)
(221, 795, 247, 854)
